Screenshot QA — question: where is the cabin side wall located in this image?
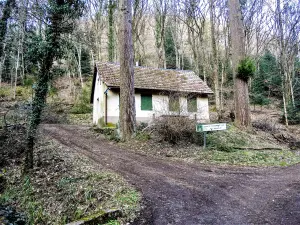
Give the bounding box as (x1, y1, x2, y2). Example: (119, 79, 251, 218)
(100, 91, 210, 125)
(92, 71, 107, 126)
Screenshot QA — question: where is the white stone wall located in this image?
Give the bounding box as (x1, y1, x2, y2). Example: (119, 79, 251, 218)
(92, 72, 107, 125)
(93, 90, 210, 126)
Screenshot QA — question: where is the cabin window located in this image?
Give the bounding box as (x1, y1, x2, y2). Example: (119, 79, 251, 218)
(141, 94, 153, 110)
(169, 95, 180, 112)
(187, 97, 197, 112)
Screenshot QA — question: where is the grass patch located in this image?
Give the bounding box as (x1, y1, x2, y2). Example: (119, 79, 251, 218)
(0, 87, 11, 99)
(68, 113, 92, 125)
(0, 176, 49, 224)
(135, 131, 151, 141)
(207, 125, 279, 152)
(15, 86, 32, 100)
(194, 149, 300, 166)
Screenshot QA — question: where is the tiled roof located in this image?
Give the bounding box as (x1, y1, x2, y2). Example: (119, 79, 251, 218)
(96, 62, 213, 94)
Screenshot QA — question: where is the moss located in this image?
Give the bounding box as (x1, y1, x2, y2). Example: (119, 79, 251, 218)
(106, 122, 116, 128)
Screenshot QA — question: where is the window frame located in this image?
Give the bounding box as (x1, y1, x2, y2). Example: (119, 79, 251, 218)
(169, 95, 180, 112)
(187, 96, 197, 113)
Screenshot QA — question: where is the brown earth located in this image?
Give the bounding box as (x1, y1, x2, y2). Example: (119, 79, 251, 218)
(43, 124, 300, 225)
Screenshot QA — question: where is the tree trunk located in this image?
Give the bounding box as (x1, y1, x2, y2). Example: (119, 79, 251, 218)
(0, 0, 15, 59)
(108, 0, 115, 62)
(75, 43, 83, 88)
(24, 0, 82, 172)
(25, 60, 52, 171)
(276, 0, 288, 126)
(0, 53, 6, 87)
(119, 0, 136, 141)
(228, 0, 251, 127)
(13, 43, 20, 99)
(209, 0, 220, 113)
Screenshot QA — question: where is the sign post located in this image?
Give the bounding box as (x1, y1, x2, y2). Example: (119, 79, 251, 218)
(196, 123, 227, 149)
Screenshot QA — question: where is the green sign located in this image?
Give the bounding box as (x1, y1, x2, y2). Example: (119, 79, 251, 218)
(196, 123, 227, 132)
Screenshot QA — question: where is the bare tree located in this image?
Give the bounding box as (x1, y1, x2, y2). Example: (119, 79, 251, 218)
(182, 0, 207, 80)
(153, 0, 168, 68)
(132, 0, 148, 65)
(119, 0, 136, 140)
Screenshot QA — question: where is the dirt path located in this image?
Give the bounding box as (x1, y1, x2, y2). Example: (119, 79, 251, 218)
(42, 124, 300, 225)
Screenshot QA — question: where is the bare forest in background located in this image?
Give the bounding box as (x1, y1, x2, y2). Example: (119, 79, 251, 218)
(0, 0, 299, 126)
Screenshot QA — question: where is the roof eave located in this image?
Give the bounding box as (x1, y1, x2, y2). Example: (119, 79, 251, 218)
(105, 83, 213, 95)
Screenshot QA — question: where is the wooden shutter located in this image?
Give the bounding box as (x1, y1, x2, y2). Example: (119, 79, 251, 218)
(141, 94, 152, 110)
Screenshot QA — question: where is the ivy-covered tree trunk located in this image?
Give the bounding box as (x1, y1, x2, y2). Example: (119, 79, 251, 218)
(24, 0, 83, 172)
(119, 0, 136, 141)
(228, 0, 251, 127)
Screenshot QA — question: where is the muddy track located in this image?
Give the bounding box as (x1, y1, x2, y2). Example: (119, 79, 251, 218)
(42, 124, 300, 225)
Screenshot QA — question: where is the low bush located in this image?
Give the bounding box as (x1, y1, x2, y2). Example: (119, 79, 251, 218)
(152, 116, 202, 144)
(252, 118, 278, 132)
(207, 127, 247, 152)
(0, 87, 11, 99)
(15, 86, 31, 100)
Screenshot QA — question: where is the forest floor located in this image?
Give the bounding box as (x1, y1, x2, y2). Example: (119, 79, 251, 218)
(43, 123, 300, 225)
(0, 123, 140, 224)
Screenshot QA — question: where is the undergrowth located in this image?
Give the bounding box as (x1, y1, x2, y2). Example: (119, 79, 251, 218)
(0, 138, 141, 224)
(194, 149, 300, 166)
(206, 125, 278, 152)
(70, 85, 92, 114)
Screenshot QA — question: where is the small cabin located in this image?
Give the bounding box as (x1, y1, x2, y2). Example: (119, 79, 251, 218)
(91, 62, 213, 127)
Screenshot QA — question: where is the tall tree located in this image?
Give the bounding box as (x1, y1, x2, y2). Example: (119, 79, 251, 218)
(132, 0, 148, 65)
(25, 0, 83, 172)
(183, 0, 207, 80)
(119, 0, 136, 141)
(0, 0, 15, 86)
(228, 0, 251, 127)
(108, 0, 116, 61)
(275, 0, 300, 126)
(209, 0, 220, 114)
(154, 0, 168, 68)
(0, 0, 15, 58)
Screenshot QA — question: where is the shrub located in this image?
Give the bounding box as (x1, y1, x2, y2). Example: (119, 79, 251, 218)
(252, 118, 277, 132)
(152, 116, 201, 144)
(237, 57, 256, 81)
(207, 127, 247, 152)
(15, 86, 31, 100)
(24, 77, 35, 87)
(0, 87, 10, 98)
